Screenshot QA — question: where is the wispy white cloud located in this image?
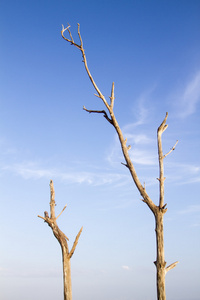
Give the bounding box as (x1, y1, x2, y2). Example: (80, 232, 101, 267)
(124, 85, 156, 130)
(107, 86, 159, 168)
(129, 148, 157, 166)
(191, 222, 200, 228)
(177, 205, 200, 228)
(107, 131, 156, 167)
(178, 205, 200, 215)
(123, 133, 153, 145)
(2, 161, 130, 187)
(107, 137, 200, 187)
(176, 71, 200, 118)
(122, 265, 131, 271)
(0, 266, 61, 278)
(97, 198, 135, 212)
(166, 162, 200, 185)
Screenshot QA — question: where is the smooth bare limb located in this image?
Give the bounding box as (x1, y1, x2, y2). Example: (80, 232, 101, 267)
(77, 23, 83, 48)
(68, 226, 83, 259)
(56, 204, 67, 220)
(163, 140, 178, 158)
(157, 113, 168, 209)
(50, 179, 56, 220)
(109, 82, 115, 109)
(38, 215, 46, 221)
(50, 179, 55, 202)
(165, 261, 179, 274)
(67, 23, 74, 43)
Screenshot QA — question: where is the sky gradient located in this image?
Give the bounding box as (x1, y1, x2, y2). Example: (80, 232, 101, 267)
(1, 1, 200, 300)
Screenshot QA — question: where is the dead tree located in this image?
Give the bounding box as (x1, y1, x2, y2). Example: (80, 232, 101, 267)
(38, 180, 83, 300)
(61, 24, 179, 300)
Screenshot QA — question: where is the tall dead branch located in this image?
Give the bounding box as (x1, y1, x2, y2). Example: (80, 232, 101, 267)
(61, 23, 178, 300)
(38, 180, 83, 300)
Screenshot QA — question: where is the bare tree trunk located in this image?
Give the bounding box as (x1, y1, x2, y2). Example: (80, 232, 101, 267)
(61, 24, 179, 300)
(155, 211, 166, 300)
(38, 180, 83, 300)
(62, 248, 72, 300)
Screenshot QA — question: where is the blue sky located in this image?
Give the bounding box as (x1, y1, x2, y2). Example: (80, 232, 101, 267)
(0, 0, 200, 299)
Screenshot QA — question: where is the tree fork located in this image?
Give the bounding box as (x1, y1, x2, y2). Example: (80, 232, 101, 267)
(38, 180, 83, 300)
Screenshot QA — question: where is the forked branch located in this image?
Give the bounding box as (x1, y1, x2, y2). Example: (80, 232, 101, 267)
(38, 180, 83, 300)
(61, 23, 110, 111)
(38, 180, 82, 252)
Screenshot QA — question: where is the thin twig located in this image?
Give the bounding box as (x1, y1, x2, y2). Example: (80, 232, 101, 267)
(64, 233, 69, 241)
(121, 162, 128, 168)
(83, 106, 113, 125)
(109, 82, 115, 109)
(165, 261, 179, 273)
(67, 24, 74, 42)
(61, 24, 81, 49)
(38, 215, 46, 221)
(61, 23, 110, 111)
(68, 227, 83, 258)
(77, 23, 83, 47)
(163, 140, 178, 158)
(56, 204, 67, 220)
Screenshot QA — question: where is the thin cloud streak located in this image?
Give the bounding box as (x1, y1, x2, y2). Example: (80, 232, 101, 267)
(2, 162, 130, 187)
(122, 265, 131, 271)
(165, 162, 200, 185)
(129, 149, 157, 166)
(178, 71, 200, 118)
(124, 85, 156, 131)
(123, 133, 154, 145)
(0, 266, 61, 278)
(107, 132, 157, 167)
(178, 205, 200, 215)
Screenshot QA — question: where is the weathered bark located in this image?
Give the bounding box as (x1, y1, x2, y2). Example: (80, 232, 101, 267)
(61, 24, 179, 300)
(38, 180, 83, 300)
(154, 210, 166, 300)
(62, 248, 72, 300)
